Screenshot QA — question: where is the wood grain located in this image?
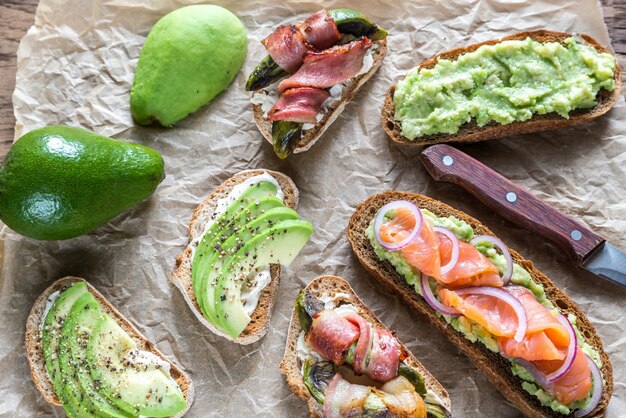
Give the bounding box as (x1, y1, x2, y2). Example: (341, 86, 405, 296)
(0, 0, 625, 161)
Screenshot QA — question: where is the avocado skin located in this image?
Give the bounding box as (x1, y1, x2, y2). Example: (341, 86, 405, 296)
(131, 5, 247, 126)
(0, 126, 164, 240)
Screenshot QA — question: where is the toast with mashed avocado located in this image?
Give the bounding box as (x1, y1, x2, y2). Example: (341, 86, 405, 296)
(280, 275, 451, 418)
(171, 169, 313, 344)
(25, 277, 194, 418)
(382, 30, 621, 146)
(347, 192, 612, 417)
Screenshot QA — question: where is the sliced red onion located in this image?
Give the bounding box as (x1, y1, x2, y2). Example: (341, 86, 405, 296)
(455, 286, 527, 342)
(546, 313, 577, 383)
(514, 358, 550, 388)
(419, 273, 461, 317)
(470, 235, 513, 284)
(574, 354, 603, 417)
(374, 201, 423, 251)
(433, 226, 460, 275)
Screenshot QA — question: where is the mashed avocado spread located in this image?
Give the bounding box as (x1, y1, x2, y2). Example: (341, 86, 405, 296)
(365, 209, 602, 414)
(394, 36, 616, 139)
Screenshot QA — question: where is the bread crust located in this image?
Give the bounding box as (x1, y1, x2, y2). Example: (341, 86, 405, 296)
(170, 169, 299, 345)
(25, 276, 194, 417)
(279, 275, 451, 418)
(346, 192, 612, 418)
(381, 30, 622, 146)
(252, 38, 388, 155)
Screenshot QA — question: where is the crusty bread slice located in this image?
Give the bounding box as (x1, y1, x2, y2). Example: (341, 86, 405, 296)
(25, 276, 194, 417)
(347, 192, 612, 418)
(253, 39, 388, 155)
(382, 30, 622, 146)
(171, 169, 299, 345)
(280, 275, 451, 417)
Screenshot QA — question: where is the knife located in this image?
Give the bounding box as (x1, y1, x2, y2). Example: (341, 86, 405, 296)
(420, 144, 626, 288)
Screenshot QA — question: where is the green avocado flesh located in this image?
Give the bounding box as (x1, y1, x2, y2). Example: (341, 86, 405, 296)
(0, 126, 164, 240)
(131, 4, 247, 126)
(191, 178, 313, 339)
(42, 282, 186, 417)
(365, 210, 602, 414)
(394, 37, 616, 139)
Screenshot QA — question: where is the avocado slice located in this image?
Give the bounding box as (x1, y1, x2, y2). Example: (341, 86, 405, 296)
(42, 282, 90, 416)
(87, 315, 186, 417)
(198, 206, 301, 327)
(214, 219, 313, 338)
(192, 194, 285, 311)
(59, 291, 130, 418)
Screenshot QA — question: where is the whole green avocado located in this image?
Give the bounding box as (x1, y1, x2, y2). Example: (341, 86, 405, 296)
(0, 126, 165, 240)
(131, 4, 248, 126)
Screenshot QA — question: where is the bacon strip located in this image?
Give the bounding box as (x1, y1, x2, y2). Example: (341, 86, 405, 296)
(267, 87, 330, 123)
(306, 310, 359, 364)
(298, 10, 340, 50)
(324, 374, 372, 418)
(278, 37, 373, 93)
(363, 328, 402, 382)
(262, 24, 311, 73)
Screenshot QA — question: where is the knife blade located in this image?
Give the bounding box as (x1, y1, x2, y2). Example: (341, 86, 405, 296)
(420, 144, 626, 288)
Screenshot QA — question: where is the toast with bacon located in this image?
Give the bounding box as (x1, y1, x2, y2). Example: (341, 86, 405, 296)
(280, 275, 451, 417)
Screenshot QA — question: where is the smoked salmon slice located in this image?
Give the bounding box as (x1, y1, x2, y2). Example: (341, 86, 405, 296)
(534, 346, 592, 405)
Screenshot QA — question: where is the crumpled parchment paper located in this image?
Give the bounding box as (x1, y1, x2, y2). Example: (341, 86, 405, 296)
(2, 0, 625, 416)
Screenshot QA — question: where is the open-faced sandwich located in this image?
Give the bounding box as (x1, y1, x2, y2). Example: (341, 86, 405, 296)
(280, 275, 451, 417)
(25, 277, 193, 417)
(171, 169, 313, 344)
(247, 9, 388, 158)
(347, 193, 612, 417)
(382, 30, 621, 146)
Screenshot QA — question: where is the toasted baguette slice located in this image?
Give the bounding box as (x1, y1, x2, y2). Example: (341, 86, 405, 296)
(347, 192, 613, 417)
(25, 276, 194, 417)
(280, 275, 451, 417)
(171, 169, 299, 344)
(382, 30, 622, 146)
(253, 39, 387, 155)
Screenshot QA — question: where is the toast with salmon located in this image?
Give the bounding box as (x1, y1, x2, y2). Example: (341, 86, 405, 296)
(25, 277, 194, 417)
(347, 192, 612, 417)
(382, 30, 622, 147)
(280, 275, 451, 417)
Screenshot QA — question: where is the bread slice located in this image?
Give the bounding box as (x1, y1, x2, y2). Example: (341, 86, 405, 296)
(253, 39, 388, 155)
(382, 30, 622, 146)
(171, 169, 299, 345)
(347, 192, 612, 417)
(280, 274, 451, 417)
(25, 276, 194, 417)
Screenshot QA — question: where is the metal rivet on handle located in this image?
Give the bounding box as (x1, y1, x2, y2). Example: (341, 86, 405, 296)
(443, 155, 453, 166)
(506, 192, 517, 203)
(571, 230, 583, 241)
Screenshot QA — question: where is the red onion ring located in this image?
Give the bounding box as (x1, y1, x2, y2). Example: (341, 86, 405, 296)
(574, 354, 603, 417)
(455, 286, 527, 342)
(420, 272, 462, 317)
(374, 201, 423, 251)
(470, 235, 513, 284)
(433, 226, 460, 275)
(546, 313, 577, 383)
(514, 358, 550, 389)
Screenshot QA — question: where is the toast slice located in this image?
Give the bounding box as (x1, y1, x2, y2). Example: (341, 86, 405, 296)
(382, 30, 622, 146)
(171, 169, 299, 345)
(25, 276, 194, 417)
(346, 192, 612, 418)
(280, 275, 451, 417)
(253, 39, 388, 154)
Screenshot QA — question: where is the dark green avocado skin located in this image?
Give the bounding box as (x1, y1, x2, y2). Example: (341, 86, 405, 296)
(0, 126, 165, 240)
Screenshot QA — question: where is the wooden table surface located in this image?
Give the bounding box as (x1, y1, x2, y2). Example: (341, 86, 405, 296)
(1, 0, 625, 160)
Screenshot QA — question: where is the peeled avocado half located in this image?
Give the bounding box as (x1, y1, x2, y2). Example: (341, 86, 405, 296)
(42, 283, 186, 417)
(131, 5, 247, 126)
(192, 180, 313, 339)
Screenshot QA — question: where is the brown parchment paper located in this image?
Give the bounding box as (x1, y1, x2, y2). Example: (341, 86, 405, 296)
(2, 0, 626, 416)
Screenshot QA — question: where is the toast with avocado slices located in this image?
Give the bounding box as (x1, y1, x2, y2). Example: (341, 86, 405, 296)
(347, 192, 612, 417)
(171, 169, 313, 344)
(280, 275, 451, 418)
(25, 277, 193, 418)
(248, 9, 388, 158)
(382, 30, 622, 146)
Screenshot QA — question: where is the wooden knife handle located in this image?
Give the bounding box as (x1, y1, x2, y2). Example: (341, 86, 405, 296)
(420, 144, 604, 263)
